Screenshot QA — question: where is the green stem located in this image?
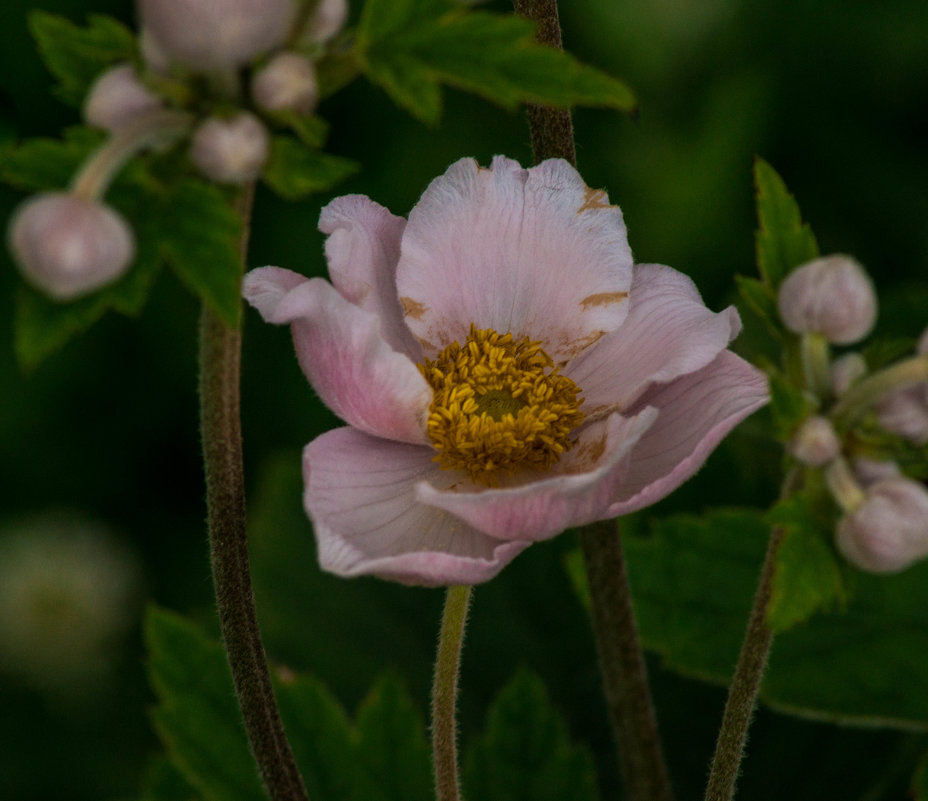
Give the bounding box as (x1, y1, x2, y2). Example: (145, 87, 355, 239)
(703, 526, 785, 801)
(799, 333, 831, 402)
(199, 183, 309, 801)
(579, 522, 674, 801)
(832, 354, 928, 430)
(432, 585, 473, 801)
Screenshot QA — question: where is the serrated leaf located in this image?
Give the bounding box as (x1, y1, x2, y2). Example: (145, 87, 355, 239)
(29, 12, 136, 107)
(274, 111, 329, 149)
(464, 669, 599, 801)
(144, 607, 266, 801)
(358, 2, 635, 125)
(769, 370, 812, 439)
(262, 137, 360, 200)
(0, 127, 103, 190)
(156, 180, 243, 327)
(754, 157, 819, 289)
(140, 754, 201, 801)
(735, 273, 781, 335)
(569, 509, 928, 729)
(767, 493, 845, 632)
(355, 674, 432, 801)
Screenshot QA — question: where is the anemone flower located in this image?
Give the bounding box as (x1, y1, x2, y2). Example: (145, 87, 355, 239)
(244, 156, 768, 586)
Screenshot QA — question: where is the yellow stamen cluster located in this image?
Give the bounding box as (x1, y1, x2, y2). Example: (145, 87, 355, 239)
(419, 324, 584, 486)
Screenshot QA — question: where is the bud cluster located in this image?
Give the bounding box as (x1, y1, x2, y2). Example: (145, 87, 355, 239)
(7, 0, 347, 299)
(774, 255, 928, 575)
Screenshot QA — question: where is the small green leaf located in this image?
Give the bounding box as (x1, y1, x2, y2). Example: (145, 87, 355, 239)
(754, 157, 819, 289)
(358, 2, 635, 125)
(356, 674, 432, 801)
(767, 493, 845, 632)
(274, 112, 329, 149)
(156, 180, 243, 327)
(140, 754, 200, 801)
(29, 12, 136, 107)
(0, 127, 103, 191)
(263, 137, 360, 200)
(769, 370, 812, 439)
(735, 274, 781, 335)
(464, 669, 599, 801)
(144, 607, 266, 801)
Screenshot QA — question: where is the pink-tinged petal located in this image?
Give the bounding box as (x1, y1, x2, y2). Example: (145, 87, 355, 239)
(305, 428, 531, 586)
(396, 156, 633, 362)
(243, 268, 431, 444)
(416, 409, 659, 542)
(319, 195, 422, 360)
(607, 351, 769, 515)
(566, 264, 742, 418)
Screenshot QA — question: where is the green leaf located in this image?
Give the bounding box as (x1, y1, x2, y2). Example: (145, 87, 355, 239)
(262, 137, 360, 200)
(464, 669, 599, 801)
(274, 112, 329, 149)
(572, 508, 928, 729)
(0, 127, 103, 191)
(144, 607, 266, 801)
(735, 274, 781, 335)
(358, 2, 635, 125)
(156, 180, 243, 327)
(769, 370, 813, 439)
(754, 157, 819, 289)
(29, 12, 136, 107)
(140, 754, 201, 801)
(355, 674, 432, 801)
(767, 493, 845, 633)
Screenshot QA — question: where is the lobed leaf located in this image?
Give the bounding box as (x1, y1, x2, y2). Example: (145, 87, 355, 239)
(29, 12, 136, 107)
(754, 157, 819, 289)
(735, 273, 781, 337)
(263, 137, 360, 200)
(464, 669, 599, 801)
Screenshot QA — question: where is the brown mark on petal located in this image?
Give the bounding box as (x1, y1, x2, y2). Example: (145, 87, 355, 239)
(401, 296, 428, 320)
(577, 187, 613, 214)
(556, 329, 606, 367)
(580, 291, 629, 311)
(560, 432, 609, 474)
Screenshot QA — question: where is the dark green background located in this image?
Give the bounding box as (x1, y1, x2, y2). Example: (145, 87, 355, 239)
(1, 0, 927, 799)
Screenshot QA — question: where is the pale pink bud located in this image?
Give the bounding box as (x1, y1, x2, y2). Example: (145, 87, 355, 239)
(189, 113, 269, 184)
(252, 52, 318, 114)
(83, 64, 163, 132)
(852, 457, 901, 486)
(302, 0, 348, 44)
(835, 477, 928, 573)
(777, 255, 877, 344)
(788, 415, 840, 467)
(875, 328, 928, 445)
(138, 0, 295, 71)
(8, 193, 135, 300)
(830, 352, 867, 397)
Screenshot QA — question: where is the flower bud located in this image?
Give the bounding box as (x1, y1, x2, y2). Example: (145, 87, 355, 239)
(252, 52, 318, 114)
(301, 0, 348, 44)
(83, 63, 163, 132)
(8, 193, 135, 300)
(189, 113, 269, 184)
(777, 255, 877, 344)
(830, 352, 867, 397)
(788, 415, 840, 467)
(835, 477, 928, 573)
(852, 457, 901, 486)
(875, 327, 928, 445)
(138, 0, 295, 71)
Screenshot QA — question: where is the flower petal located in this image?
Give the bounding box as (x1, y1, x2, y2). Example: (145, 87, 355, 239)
(607, 351, 769, 515)
(566, 264, 742, 418)
(396, 156, 633, 362)
(416, 409, 658, 542)
(305, 428, 531, 586)
(319, 195, 422, 360)
(243, 267, 431, 444)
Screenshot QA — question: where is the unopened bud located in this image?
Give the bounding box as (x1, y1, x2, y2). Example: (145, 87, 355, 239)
(777, 255, 877, 344)
(875, 327, 928, 445)
(252, 52, 318, 114)
(835, 477, 928, 573)
(830, 352, 867, 397)
(189, 113, 269, 184)
(852, 457, 901, 486)
(84, 64, 163, 132)
(788, 415, 840, 467)
(138, 0, 295, 71)
(301, 0, 348, 44)
(8, 193, 135, 300)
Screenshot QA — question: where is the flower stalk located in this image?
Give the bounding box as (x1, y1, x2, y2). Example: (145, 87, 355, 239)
(199, 182, 309, 801)
(832, 354, 928, 430)
(703, 525, 785, 801)
(431, 585, 473, 801)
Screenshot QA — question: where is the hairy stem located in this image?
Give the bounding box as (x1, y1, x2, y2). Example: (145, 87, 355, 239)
(580, 522, 674, 801)
(199, 183, 309, 801)
(703, 526, 785, 801)
(432, 585, 473, 801)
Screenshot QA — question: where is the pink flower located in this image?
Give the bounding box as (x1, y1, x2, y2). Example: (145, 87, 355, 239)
(244, 157, 768, 586)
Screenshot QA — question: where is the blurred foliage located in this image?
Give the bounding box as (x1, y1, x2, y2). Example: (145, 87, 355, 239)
(2, 0, 928, 799)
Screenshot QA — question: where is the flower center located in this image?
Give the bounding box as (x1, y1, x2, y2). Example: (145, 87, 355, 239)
(419, 324, 585, 486)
